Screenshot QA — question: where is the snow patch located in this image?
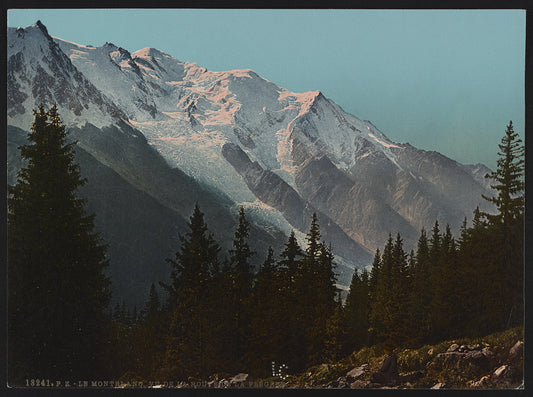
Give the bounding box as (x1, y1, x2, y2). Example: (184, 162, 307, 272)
(368, 133, 402, 149)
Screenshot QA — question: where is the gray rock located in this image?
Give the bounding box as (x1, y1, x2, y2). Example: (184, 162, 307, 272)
(338, 381, 349, 389)
(350, 379, 369, 389)
(472, 375, 490, 388)
(481, 347, 494, 358)
(509, 341, 524, 360)
(230, 373, 249, 384)
(346, 365, 366, 381)
(493, 365, 509, 378)
(447, 343, 459, 353)
(466, 350, 485, 361)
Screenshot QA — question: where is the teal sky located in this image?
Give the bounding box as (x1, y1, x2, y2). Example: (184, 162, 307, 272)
(8, 9, 526, 169)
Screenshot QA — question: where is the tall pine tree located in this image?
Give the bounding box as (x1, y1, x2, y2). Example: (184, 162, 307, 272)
(160, 204, 221, 378)
(343, 269, 371, 352)
(227, 206, 255, 369)
(480, 121, 525, 330)
(408, 228, 432, 345)
(8, 106, 110, 382)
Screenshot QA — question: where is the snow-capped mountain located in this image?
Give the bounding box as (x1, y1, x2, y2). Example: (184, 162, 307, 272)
(7, 22, 494, 305)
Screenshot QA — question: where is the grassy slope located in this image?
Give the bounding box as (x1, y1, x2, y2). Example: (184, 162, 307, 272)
(288, 326, 524, 389)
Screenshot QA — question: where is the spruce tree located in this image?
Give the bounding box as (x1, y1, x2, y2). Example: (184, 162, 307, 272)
(389, 233, 410, 345)
(429, 220, 441, 266)
(227, 206, 255, 368)
(431, 225, 460, 341)
(161, 203, 220, 300)
(278, 231, 305, 371)
(457, 211, 491, 336)
(8, 106, 110, 382)
(279, 230, 304, 282)
(343, 269, 371, 351)
(480, 121, 525, 330)
(368, 248, 381, 302)
(369, 235, 394, 344)
(229, 206, 255, 285)
(408, 228, 432, 345)
(482, 121, 525, 227)
(307, 241, 338, 364)
(369, 234, 410, 347)
(144, 283, 160, 320)
(160, 204, 221, 378)
(247, 247, 291, 375)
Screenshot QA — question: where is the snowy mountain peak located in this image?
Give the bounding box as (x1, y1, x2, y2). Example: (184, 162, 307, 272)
(8, 21, 495, 272)
(8, 21, 127, 128)
(133, 47, 176, 61)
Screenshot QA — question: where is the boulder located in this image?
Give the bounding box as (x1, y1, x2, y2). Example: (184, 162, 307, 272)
(338, 380, 350, 389)
(472, 375, 490, 388)
(509, 341, 524, 361)
(346, 365, 366, 381)
(431, 382, 446, 389)
(447, 343, 459, 353)
(472, 363, 522, 388)
(493, 365, 509, 378)
(230, 373, 249, 384)
(481, 347, 494, 359)
(350, 379, 369, 389)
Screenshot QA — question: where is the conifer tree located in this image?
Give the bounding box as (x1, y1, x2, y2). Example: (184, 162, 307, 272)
(457, 211, 491, 336)
(431, 225, 460, 341)
(482, 121, 525, 228)
(8, 106, 110, 382)
(305, 213, 322, 261)
(480, 121, 525, 330)
(408, 228, 432, 345)
(279, 230, 304, 282)
(229, 206, 255, 286)
(144, 283, 160, 320)
(343, 269, 371, 351)
(247, 247, 291, 375)
(162, 203, 220, 300)
(429, 220, 441, 266)
(472, 206, 486, 230)
(369, 248, 381, 303)
(389, 233, 410, 345)
(307, 241, 338, 364)
(160, 204, 221, 378)
(227, 206, 255, 368)
(278, 231, 305, 371)
(369, 234, 410, 346)
(369, 235, 394, 344)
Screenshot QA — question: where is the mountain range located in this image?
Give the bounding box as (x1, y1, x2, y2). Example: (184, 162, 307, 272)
(7, 21, 494, 306)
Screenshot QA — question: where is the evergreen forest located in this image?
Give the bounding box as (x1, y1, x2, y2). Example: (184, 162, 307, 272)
(7, 107, 525, 386)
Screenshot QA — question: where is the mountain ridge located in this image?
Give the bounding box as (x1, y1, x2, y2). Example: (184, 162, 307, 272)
(7, 21, 495, 304)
